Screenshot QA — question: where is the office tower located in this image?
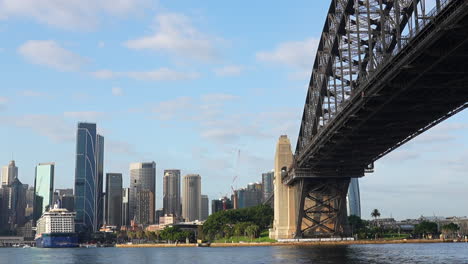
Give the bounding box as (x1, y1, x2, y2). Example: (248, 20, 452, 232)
(200, 195, 209, 220)
(155, 209, 163, 224)
(211, 197, 233, 214)
(60, 195, 75, 212)
(347, 178, 361, 217)
(121, 188, 130, 226)
(105, 173, 122, 227)
(56, 189, 73, 197)
(182, 174, 201, 222)
(25, 186, 34, 218)
(33, 163, 55, 222)
(5, 178, 26, 230)
(1, 160, 18, 186)
(262, 171, 274, 202)
(96, 134, 104, 229)
(74, 122, 100, 232)
(129, 162, 156, 225)
(163, 169, 181, 217)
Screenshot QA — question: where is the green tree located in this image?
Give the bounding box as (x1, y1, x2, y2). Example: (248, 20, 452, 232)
(371, 209, 381, 220)
(414, 221, 438, 238)
(348, 215, 365, 237)
(223, 225, 233, 238)
(245, 225, 260, 240)
(442, 223, 459, 232)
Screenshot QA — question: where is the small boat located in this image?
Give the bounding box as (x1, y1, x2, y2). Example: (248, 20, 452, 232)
(23, 245, 31, 248)
(197, 242, 211, 247)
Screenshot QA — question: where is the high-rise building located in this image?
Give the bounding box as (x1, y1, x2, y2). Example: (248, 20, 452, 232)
(60, 195, 75, 212)
(25, 186, 34, 218)
(1, 160, 18, 186)
(96, 134, 104, 229)
(5, 178, 26, 230)
(200, 195, 209, 220)
(105, 173, 122, 227)
(211, 197, 233, 214)
(56, 189, 73, 198)
(74, 122, 100, 232)
(235, 183, 263, 209)
(129, 162, 156, 225)
(163, 169, 181, 217)
(262, 171, 274, 202)
(121, 188, 130, 226)
(33, 163, 54, 223)
(347, 178, 361, 217)
(182, 174, 201, 222)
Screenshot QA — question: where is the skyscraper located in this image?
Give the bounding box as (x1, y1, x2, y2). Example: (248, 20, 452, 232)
(211, 197, 233, 214)
(74, 122, 99, 232)
(347, 178, 361, 217)
(96, 134, 104, 229)
(5, 178, 26, 230)
(33, 163, 54, 222)
(121, 188, 130, 226)
(129, 162, 156, 225)
(182, 174, 201, 222)
(262, 171, 274, 202)
(105, 173, 122, 227)
(1, 160, 18, 186)
(163, 169, 181, 217)
(200, 195, 209, 220)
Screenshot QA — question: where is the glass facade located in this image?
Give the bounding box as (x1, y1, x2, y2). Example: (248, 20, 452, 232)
(163, 169, 181, 217)
(347, 178, 361, 217)
(105, 173, 122, 226)
(129, 162, 156, 225)
(96, 135, 104, 229)
(33, 163, 54, 222)
(74, 122, 97, 232)
(262, 171, 274, 202)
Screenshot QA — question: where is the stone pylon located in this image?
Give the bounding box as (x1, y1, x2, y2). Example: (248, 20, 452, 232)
(270, 135, 297, 239)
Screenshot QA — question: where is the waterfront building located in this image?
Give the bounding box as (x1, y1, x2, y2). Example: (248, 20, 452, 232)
(201, 195, 209, 220)
(129, 162, 156, 225)
(1, 160, 18, 186)
(105, 173, 122, 227)
(347, 178, 361, 217)
(74, 122, 102, 232)
(262, 171, 274, 202)
(182, 174, 201, 222)
(4, 178, 27, 230)
(155, 209, 163, 224)
(33, 163, 55, 223)
(211, 197, 233, 214)
(121, 188, 130, 226)
(35, 204, 78, 248)
(163, 169, 181, 217)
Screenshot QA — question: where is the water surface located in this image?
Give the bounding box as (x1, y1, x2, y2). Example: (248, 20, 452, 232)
(1, 243, 467, 264)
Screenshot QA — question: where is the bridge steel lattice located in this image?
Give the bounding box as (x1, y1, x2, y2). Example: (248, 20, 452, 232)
(282, 0, 468, 238)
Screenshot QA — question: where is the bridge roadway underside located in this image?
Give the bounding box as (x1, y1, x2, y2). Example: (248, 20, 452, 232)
(289, 1, 468, 182)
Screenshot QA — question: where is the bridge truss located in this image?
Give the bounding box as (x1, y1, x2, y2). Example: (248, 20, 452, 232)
(285, 0, 468, 238)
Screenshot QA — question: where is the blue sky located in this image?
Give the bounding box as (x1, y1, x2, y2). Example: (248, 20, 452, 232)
(1, 0, 466, 219)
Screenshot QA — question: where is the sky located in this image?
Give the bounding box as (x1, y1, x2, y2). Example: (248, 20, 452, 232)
(0, 0, 466, 220)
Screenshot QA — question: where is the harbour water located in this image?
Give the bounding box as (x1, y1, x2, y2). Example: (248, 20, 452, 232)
(1, 243, 467, 264)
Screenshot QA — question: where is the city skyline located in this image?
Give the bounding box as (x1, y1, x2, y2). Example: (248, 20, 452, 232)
(0, 0, 467, 220)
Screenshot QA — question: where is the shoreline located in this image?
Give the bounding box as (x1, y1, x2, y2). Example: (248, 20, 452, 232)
(116, 239, 458, 248)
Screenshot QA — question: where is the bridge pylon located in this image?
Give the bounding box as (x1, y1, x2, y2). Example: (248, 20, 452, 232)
(295, 177, 350, 238)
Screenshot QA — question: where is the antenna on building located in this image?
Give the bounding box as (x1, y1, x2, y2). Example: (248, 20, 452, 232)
(231, 149, 240, 194)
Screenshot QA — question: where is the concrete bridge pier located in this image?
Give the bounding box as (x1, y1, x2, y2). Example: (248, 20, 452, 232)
(295, 178, 351, 238)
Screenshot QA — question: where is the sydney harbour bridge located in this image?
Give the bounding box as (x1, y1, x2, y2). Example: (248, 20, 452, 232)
(270, 0, 468, 239)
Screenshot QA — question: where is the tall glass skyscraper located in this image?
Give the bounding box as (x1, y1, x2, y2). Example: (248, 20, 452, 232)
(347, 178, 361, 217)
(33, 163, 54, 223)
(96, 135, 104, 229)
(74, 122, 102, 232)
(129, 162, 156, 225)
(163, 169, 181, 217)
(105, 173, 122, 227)
(262, 171, 274, 202)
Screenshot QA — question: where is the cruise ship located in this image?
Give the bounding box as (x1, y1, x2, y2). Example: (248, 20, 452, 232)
(35, 204, 78, 248)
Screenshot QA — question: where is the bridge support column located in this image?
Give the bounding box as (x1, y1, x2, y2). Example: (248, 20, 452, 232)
(270, 135, 297, 240)
(295, 178, 350, 238)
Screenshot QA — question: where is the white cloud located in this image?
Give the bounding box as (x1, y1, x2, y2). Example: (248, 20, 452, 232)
(201, 93, 239, 102)
(63, 111, 105, 121)
(213, 65, 243, 77)
(0, 0, 150, 30)
(18, 40, 87, 71)
(91, 68, 200, 81)
(111, 87, 123, 96)
(256, 37, 319, 69)
(98, 41, 105, 48)
(124, 13, 221, 62)
(19, 90, 49, 97)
